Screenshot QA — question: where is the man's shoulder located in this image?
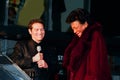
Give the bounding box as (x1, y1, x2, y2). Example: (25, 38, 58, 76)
(16, 39, 30, 46)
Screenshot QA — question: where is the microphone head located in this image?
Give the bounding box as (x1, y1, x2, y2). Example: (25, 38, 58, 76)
(37, 46, 41, 52)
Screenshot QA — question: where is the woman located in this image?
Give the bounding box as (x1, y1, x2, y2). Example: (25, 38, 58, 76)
(63, 8, 112, 80)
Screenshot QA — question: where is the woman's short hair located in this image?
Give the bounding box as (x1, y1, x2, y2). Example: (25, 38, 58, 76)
(66, 8, 91, 24)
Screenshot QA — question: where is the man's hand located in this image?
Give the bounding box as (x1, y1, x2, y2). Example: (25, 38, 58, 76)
(37, 60, 48, 68)
(32, 53, 43, 62)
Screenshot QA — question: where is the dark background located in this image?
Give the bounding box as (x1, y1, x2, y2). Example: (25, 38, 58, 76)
(91, 0, 120, 36)
(0, 0, 120, 37)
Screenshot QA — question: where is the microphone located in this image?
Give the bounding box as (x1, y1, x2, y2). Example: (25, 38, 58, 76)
(36, 46, 43, 60)
(37, 46, 41, 53)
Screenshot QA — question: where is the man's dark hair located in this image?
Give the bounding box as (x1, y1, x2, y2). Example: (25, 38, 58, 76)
(28, 18, 45, 29)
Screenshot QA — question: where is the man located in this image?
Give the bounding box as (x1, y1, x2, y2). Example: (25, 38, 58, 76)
(10, 19, 58, 80)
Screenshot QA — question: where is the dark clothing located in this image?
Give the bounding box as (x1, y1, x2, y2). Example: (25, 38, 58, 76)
(10, 39, 58, 80)
(63, 22, 112, 80)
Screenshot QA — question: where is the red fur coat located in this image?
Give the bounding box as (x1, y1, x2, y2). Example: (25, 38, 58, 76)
(63, 22, 112, 80)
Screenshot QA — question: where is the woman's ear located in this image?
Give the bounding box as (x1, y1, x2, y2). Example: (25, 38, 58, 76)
(84, 21, 88, 28)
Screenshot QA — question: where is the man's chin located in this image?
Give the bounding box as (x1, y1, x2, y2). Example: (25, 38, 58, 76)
(37, 38, 43, 41)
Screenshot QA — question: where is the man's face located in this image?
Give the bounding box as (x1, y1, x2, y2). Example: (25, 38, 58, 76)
(29, 23, 45, 43)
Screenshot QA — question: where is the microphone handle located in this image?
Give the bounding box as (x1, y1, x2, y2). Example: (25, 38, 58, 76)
(39, 53, 43, 60)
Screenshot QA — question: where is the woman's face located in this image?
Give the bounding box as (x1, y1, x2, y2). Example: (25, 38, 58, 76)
(28, 23, 45, 43)
(70, 20, 88, 37)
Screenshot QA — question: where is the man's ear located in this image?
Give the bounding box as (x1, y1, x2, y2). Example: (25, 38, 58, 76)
(28, 29, 31, 34)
